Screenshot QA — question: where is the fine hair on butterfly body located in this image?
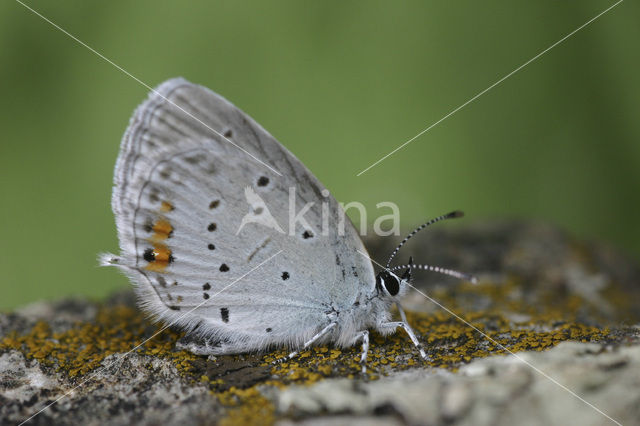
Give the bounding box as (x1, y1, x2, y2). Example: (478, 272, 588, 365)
(100, 78, 475, 372)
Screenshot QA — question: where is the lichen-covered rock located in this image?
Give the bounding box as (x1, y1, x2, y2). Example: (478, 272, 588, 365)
(1, 221, 638, 425)
(278, 342, 640, 426)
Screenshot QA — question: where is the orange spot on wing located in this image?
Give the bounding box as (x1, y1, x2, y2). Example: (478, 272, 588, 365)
(160, 201, 174, 212)
(144, 205, 175, 272)
(151, 219, 173, 240)
(145, 242, 173, 272)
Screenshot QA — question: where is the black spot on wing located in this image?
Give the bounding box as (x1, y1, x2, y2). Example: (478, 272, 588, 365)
(143, 248, 155, 262)
(220, 308, 229, 323)
(184, 154, 204, 165)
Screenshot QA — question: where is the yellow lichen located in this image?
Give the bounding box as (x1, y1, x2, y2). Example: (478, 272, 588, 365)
(0, 276, 620, 426)
(217, 386, 275, 426)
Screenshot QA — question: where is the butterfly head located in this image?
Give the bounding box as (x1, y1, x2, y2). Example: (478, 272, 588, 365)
(374, 211, 478, 302)
(375, 258, 412, 299)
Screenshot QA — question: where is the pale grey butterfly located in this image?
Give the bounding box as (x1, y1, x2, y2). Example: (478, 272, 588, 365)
(101, 78, 474, 372)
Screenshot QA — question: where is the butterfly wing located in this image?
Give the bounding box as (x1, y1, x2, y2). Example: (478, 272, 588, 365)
(103, 78, 375, 352)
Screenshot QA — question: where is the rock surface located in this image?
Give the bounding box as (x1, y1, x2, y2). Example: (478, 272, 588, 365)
(1, 221, 639, 426)
(278, 342, 640, 426)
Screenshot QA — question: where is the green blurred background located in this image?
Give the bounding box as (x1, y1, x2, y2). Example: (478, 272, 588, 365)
(1, 1, 638, 310)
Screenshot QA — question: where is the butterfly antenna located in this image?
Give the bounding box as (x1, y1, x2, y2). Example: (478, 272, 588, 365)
(389, 263, 477, 284)
(385, 211, 464, 268)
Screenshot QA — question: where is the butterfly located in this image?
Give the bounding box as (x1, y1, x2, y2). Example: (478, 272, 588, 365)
(101, 78, 474, 372)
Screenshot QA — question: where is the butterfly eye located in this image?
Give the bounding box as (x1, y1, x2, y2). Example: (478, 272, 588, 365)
(376, 271, 400, 296)
(385, 275, 400, 296)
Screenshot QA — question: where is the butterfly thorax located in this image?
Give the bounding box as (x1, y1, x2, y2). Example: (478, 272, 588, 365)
(326, 285, 394, 348)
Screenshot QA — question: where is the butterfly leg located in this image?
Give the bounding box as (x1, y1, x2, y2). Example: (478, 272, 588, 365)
(397, 302, 409, 324)
(379, 321, 427, 360)
(273, 322, 337, 364)
(350, 330, 370, 373)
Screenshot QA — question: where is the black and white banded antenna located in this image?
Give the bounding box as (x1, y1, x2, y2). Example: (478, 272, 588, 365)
(385, 210, 464, 268)
(389, 263, 477, 284)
